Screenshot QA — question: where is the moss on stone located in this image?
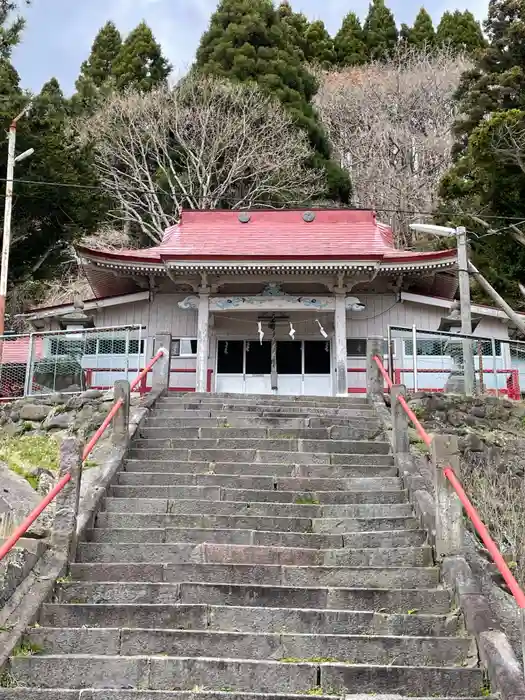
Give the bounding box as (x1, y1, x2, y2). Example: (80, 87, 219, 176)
(0, 434, 60, 489)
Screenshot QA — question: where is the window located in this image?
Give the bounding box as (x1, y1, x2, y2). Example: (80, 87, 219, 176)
(405, 338, 502, 357)
(51, 337, 145, 356)
(346, 339, 392, 357)
(346, 339, 367, 357)
(404, 339, 445, 357)
(171, 338, 198, 357)
(50, 338, 85, 356)
(128, 339, 145, 354)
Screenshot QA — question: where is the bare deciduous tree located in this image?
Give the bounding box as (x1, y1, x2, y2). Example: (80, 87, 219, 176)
(76, 75, 325, 244)
(315, 47, 472, 247)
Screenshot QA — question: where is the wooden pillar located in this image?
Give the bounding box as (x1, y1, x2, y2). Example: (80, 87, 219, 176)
(334, 291, 348, 397)
(196, 290, 210, 393)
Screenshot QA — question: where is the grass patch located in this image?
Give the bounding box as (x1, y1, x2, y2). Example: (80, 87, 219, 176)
(303, 688, 325, 696)
(295, 494, 320, 505)
(0, 670, 17, 688)
(0, 434, 59, 489)
(12, 640, 44, 657)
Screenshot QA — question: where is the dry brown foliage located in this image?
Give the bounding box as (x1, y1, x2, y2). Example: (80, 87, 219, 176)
(316, 46, 473, 247)
(461, 451, 525, 588)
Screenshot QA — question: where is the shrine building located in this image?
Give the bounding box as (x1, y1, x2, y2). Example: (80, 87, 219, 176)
(22, 209, 516, 396)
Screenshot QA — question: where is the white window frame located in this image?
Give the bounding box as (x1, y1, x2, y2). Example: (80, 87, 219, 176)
(346, 338, 395, 358)
(172, 338, 198, 358)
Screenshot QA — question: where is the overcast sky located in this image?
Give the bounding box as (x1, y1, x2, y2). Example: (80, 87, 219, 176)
(11, 0, 489, 95)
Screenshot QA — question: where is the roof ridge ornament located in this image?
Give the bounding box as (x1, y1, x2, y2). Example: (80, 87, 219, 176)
(303, 211, 315, 222)
(238, 212, 251, 223)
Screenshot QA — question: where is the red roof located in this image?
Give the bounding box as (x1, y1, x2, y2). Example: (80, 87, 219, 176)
(77, 209, 456, 264)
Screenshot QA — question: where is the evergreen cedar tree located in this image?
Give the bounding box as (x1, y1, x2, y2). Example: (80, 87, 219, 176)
(78, 21, 122, 88)
(112, 21, 171, 92)
(436, 10, 486, 55)
(0, 0, 27, 59)
(363, 0, 399, 61)
(440, 0, 525, 305)
(334, 12, 367, 66)
(400, 8, 435, 49)
(195, 0, 351, 204)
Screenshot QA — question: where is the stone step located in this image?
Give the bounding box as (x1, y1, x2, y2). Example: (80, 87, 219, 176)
(69, 562, 441, 588)
(145, 417, 379, 429)
(127, 449, 393, 465)
(95, 512, 420, 534)
(55, 581, 452, 614)
(40, 603, 458, 636)
(0, 692, 494, 700)
(0, 691, 495, 700)
(76, 542, 433, 567)
(24, 628, 475, 666)
(157, 395, 373, 413)
(123, 460, 396, 475)
(160, 393, 372, 405)
(138, 427, 383, 441)
(118, 472, 401, 490)
(131, 438, 391, 455)
(150, 408, 377, 420)
(86, 527, 427, 549)
(7, 655, 484, 695)
(109, 485, 406, 505)
(102, 498, 414, 519)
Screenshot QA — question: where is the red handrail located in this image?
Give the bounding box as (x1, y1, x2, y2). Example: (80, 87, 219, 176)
(373, 354, 525, 609)
(0, 348, 167, 563)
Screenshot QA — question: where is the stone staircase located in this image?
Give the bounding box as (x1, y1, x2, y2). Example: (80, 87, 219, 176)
(1, 393, 491, 699)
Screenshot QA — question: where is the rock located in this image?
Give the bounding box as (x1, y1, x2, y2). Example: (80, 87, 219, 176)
(43, 412, 73, 430)
(447, 409, 466, 427)
(0, 462, 49, 538)
(66, 395, 88, 410)
(38, 393, 67, 406)
(427, 395, 447, 412)
(470, 405, 486, 418)
(459, 433, 485, 453)
(2, 422, 25, 437)
(19, 404, 50, 422)
(81, 389, 103, 400)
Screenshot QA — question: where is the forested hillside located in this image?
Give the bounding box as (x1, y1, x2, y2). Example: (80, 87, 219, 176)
(2, 0, 525, 322)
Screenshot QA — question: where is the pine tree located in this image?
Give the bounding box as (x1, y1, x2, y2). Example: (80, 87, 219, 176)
(113, 21, 171, 92)
(73, 21, 122, 113)
(277, 0, 309, 57)
(77, 21, 122, 88)
(334, 12, 368, 66)
(196, 0, 351, 202)
(440, 0, 525, 305)
(303, 20, 336, 68)
(403, 8, 435, 49)
(363, 0, 399, 61)
(0, 0, 27, 59)
(436, 10, 486, 55)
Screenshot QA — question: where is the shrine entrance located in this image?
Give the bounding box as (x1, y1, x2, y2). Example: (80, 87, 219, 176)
(215, 339, 332, 396)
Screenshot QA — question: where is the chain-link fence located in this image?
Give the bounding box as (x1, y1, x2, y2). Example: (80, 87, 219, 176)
(387, 325, 523, 399)
(0, 325, 146, 399)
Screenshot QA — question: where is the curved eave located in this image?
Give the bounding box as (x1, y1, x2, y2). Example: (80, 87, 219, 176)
(78, 252, 457, 275)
